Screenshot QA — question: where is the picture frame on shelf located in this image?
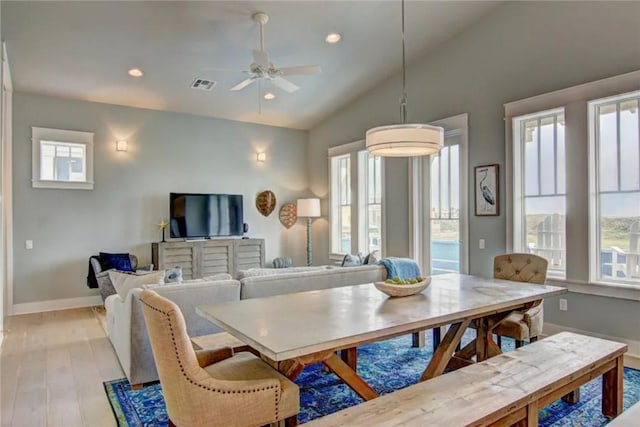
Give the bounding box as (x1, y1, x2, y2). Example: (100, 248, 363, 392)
(474, 164, 499, 216)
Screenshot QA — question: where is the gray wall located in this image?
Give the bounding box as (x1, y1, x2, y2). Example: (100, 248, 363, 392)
(0, 0, 4, 329)
(12, 92, 309, 304)
(308, 2, 640, 340)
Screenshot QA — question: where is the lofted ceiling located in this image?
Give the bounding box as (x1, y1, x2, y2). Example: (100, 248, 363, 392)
(2, 1, 502, 130)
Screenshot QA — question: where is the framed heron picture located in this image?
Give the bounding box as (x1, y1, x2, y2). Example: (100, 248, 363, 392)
(475, 164, 499, 216)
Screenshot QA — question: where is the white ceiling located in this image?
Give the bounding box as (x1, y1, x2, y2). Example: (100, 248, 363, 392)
(2, 1, 502, 130)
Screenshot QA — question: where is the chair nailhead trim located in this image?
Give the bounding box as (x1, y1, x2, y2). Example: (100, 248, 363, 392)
(140, 296, 282, 422)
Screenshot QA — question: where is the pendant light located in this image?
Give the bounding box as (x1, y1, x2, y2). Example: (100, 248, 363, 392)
(366, 0, 444, 157)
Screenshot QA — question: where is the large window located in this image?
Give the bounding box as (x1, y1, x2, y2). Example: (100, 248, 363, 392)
(513, 109, 566, 278)
(430, 144, 461, 275)
(330, 154, 351, 254)
(589, 91, 640, 285)
(506, 71, 640, 297)
(358, 151, 382, 254)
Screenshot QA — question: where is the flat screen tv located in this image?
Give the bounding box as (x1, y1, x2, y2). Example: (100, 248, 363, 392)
(169, 193, 244, 239)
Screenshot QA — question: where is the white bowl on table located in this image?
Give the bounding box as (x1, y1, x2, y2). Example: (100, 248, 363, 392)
(374, 277, 432, 297)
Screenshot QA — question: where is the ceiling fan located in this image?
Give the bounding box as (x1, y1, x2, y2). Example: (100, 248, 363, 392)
(230, 12, 321, 93)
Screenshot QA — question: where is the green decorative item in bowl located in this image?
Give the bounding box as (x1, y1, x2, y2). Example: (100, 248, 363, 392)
(374, 276, 432, 297)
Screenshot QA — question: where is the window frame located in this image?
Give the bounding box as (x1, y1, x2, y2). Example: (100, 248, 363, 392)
(588, 90, 640, 286)
(357, 150, 384, 255)
(410, 113, 469, 276)
(329, 153, 352, 256)
(328, 140, 385, 261)
(512, 108, 567, 279)
(31, 127, 94, 190)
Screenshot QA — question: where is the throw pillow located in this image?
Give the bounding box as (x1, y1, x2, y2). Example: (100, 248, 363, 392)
(109, 270, 165, 299)
(164, 266, 183, 283)
(136, 263, 154, 272)
(363, 250, 380, 265)
(99, 252, 133, 272)
(341, 253, 363, 267)
(272, 256, 292, 269)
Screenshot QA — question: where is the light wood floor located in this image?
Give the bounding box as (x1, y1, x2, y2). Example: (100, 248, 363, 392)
(1, 308, 123, 427)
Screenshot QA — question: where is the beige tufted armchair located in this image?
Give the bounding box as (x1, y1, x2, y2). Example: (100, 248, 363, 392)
(139, 290, 299, 427)
(492, 253, 549, 348)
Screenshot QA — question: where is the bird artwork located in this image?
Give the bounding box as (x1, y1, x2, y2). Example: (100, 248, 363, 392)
(479, 168, 495, 210)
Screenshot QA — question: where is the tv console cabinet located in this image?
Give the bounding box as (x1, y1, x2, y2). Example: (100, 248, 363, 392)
(151, 238, 265, 279)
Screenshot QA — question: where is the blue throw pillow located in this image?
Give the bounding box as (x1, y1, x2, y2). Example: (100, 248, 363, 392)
(99, 252, 133, 272)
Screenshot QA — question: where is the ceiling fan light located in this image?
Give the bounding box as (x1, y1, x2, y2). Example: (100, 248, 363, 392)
(366, 124, 444, 157)
(264, 92, 276, 100)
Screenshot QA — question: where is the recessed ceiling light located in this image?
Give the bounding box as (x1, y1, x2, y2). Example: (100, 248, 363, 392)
(264, 92, 276, 100)
(128, 68, 144, 77)
(325, 33, 341, 44)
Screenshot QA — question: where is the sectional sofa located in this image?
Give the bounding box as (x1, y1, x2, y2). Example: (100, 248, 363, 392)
(105, 264, 386, 386)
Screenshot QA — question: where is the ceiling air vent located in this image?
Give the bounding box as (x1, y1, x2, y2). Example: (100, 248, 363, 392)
(190, 78, 216, 91)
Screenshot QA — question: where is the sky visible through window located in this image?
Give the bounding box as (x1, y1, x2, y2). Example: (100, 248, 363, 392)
(523, 105, 639, 218)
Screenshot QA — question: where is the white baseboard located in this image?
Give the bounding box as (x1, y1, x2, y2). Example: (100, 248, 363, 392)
(11, 295, 102, 315)
(544, 322, 640, 370)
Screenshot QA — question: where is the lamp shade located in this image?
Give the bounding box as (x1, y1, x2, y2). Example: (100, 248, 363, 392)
(296, 198, 321, 218)
(366, 123, 444, 157)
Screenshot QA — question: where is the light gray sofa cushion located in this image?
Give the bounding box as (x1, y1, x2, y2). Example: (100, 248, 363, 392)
(240, 265, 386, 299)
(106, 279, 241, 386)
(236, 265, 331, 279)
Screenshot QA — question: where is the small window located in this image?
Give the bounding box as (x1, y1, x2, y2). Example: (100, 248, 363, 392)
(32, 127, 94, 190)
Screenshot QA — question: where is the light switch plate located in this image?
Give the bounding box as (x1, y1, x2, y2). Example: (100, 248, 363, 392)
(25, 240, 33, 250)
(479, 239, 485, 249)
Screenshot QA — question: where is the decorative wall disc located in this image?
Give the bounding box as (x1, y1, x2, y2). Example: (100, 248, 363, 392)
(279, 203, 297, 229)
(256, 190, 276, 217)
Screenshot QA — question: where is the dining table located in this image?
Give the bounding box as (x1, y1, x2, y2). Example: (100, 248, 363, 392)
(196, 273, 567, 401)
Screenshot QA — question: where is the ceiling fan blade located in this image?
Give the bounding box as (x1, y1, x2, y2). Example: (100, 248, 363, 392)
(252, 49, 269, 67)
(230, 77, 257, 91)
(271, 76, 300, 93)
(200, 67, 246, 73)
(278, 65, 321, 76)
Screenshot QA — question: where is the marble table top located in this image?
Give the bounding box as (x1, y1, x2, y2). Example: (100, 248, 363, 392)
(196, 273, 566, 361)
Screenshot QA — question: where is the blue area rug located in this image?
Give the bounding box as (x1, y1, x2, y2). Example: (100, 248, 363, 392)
(104, 333, 640, 426)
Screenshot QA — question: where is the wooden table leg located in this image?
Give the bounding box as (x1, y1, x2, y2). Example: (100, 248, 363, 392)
(475, 318, 489, 362)
(323, 353, 378, 401)
(602, 355, 624, 417)
(341, 347, 358, 370)
(432, 327, 441, 353)
(412, 331, 426, 348)
(420, 319, 471, 381)
(562, 389, 580, 404)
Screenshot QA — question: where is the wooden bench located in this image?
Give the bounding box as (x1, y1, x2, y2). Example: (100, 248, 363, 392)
(608, 401, 640, 426)
(307, 332, 626, 426)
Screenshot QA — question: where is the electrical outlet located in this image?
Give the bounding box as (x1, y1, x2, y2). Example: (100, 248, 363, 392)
(25, 240, 33, 250)
(559, 298, 568, 311)
(479, 239, 485, 249)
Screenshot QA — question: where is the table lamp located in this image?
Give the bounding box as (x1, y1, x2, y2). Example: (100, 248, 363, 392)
(297, 198, 321, 266)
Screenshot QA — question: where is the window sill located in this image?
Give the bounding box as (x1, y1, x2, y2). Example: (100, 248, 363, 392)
(546, 278, 640, 301)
